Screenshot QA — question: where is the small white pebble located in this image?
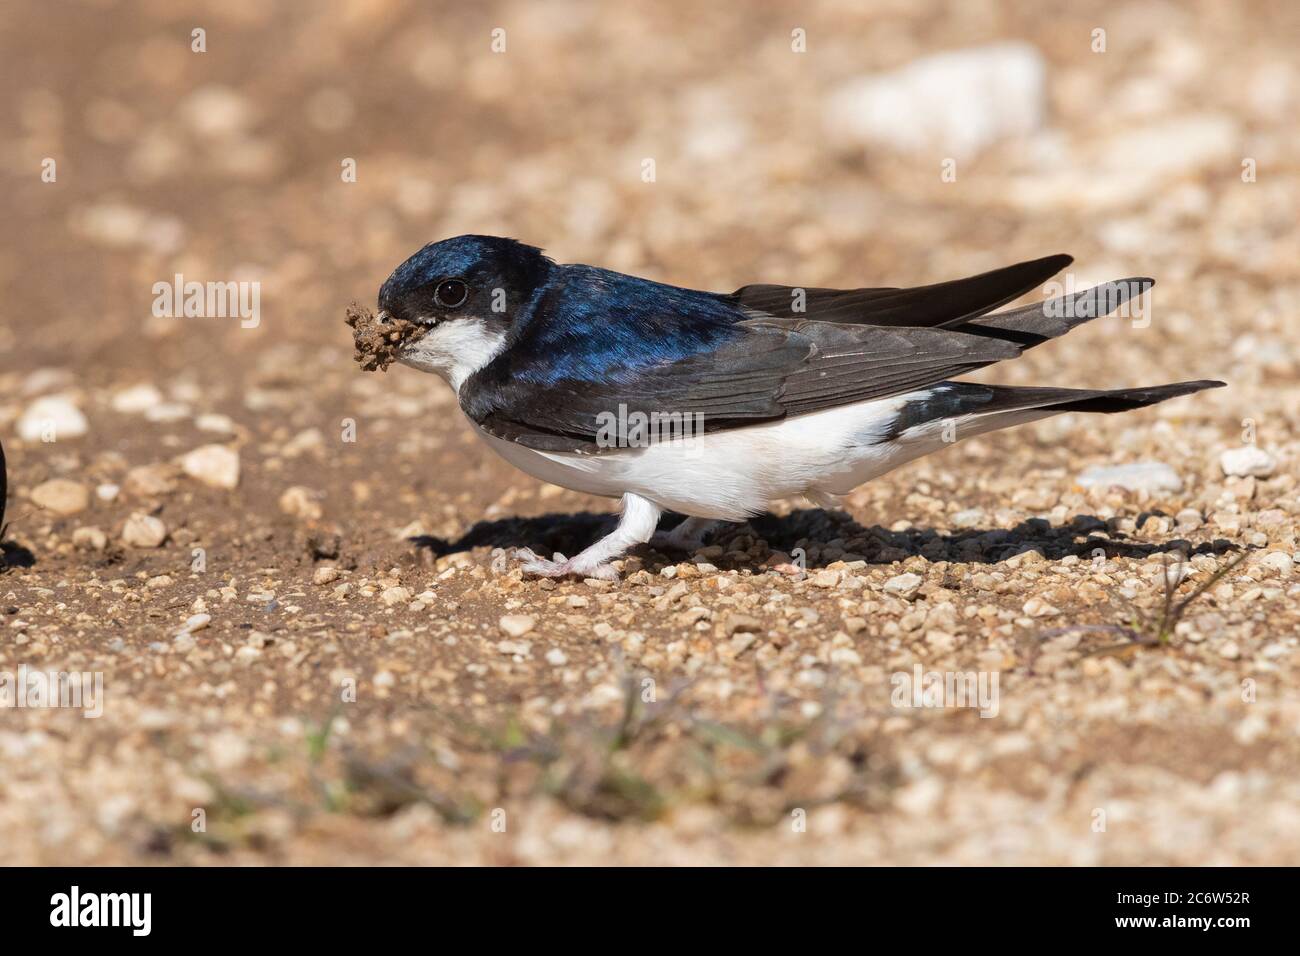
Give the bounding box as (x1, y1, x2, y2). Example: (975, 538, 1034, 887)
(1076, 462, 1182, 493)
(1022, 597, 1059, 618)
(1260, 552, 1293, 576)
(179, 443, 241, 490)
(121, 513, 167, 548)
(812, 569, 841, 588)
(312, 566, 340, 585)
(18, 394, 87, 440)
(380, 586, 411, 606)
(883, 572, 924, 599)
(111, 383, 164, 413)
(1219, 446, 1275, 478)
(72, 526, 108, 551)
(499, 614, 536, 637)
(30, 478, 90, 516)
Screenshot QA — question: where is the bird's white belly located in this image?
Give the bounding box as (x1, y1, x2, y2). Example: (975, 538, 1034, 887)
(471, 394, 927, 521)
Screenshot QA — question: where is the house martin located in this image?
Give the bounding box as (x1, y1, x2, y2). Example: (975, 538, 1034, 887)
(372, 235, 1223, 580)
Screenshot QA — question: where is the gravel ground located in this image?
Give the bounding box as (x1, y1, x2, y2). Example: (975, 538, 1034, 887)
(1, 0, 1298, 865)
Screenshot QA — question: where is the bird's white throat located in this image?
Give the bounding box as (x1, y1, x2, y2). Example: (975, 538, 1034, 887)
(398, 317, 507, 392)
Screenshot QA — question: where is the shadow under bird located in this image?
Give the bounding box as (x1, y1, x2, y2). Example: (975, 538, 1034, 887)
(372, 235, 1223, 579)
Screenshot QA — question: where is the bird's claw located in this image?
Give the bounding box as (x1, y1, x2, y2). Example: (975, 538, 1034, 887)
(514, 547, 569, 576)
(513, 548, 619, 581)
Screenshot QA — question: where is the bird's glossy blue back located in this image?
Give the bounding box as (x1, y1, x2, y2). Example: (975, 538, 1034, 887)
(508, 264, 746, 385)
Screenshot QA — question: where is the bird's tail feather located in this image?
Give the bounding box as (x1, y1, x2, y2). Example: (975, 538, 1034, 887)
(882, 379, 1225, 443)
(975, 379, 1225, 415)
(956, 278, 1154, 348)
(820, 379, 1224, 496)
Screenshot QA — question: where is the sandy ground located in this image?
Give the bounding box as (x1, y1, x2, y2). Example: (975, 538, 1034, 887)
(1, 0, 1298, 864)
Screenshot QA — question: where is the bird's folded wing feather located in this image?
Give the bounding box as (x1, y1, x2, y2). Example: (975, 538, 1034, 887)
(731, 253, 1071, 328)
(462, 319, 1022, 453)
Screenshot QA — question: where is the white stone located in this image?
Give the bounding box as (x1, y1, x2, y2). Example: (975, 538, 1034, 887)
(1076, 462, 1182, 493)
(110, 384, 163, 413)
(829, 646, 862, 665)
(182, 85, 251, 137)
(196, 413, 236, 434)
(179, 444, 240, 489)
(17, 395, 88, 441)
(279, 486, 322, 520)
(180, 613, 211, 633)
(283, 427, 325, 458)
(1260, 552, 1293, 576)
(883, 572, 924, 600)
(312, 566, 340, 585)
(207, 731, 249, 769)
(951, 508, 986, 528)
(1219, 446, 1275, 478)
(1022, 597, 1059, 618)
(1233, 714, 1269, 746)
(122, 513, 167, 548)
(145, 402, 191, 422)
(380, 586, 411, 606)
(72, 526, 108, 551)
(824, 43, 1045, 156)
(125, 463, 176, 497)
(893, 776, 944, 816)
(498, 614, 536, 637)
(30, 479, 89, 515)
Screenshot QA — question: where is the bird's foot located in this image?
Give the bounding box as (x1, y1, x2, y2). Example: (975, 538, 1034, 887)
(514, 548, 620, 581)
(650, 518, 719, 553)
(649, 530, 702, 553)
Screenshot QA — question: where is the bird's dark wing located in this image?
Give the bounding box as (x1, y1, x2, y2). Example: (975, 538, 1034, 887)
(461, 319, 1022, 453)
(731, 254, 1072, 328)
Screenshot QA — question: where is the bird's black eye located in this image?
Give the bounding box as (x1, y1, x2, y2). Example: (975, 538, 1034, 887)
(434, 279, 469, 309)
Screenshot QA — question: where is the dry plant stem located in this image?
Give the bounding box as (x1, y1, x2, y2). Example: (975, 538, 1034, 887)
(1047, 549, 1252, 655)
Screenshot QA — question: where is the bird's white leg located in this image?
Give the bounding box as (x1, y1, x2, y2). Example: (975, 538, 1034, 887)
(651, 516, 722, 552)
(516, 493, 662, 581)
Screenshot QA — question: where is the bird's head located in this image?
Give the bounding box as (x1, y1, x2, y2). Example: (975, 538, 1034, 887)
(377, 235, 553, 388)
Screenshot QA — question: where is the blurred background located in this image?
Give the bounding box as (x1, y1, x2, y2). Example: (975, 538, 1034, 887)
(0, 0, 1297, 865)
(5, 0, 1297, 367)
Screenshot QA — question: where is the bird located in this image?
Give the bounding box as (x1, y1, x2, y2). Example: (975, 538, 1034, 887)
(373, 234, 1223, 580)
